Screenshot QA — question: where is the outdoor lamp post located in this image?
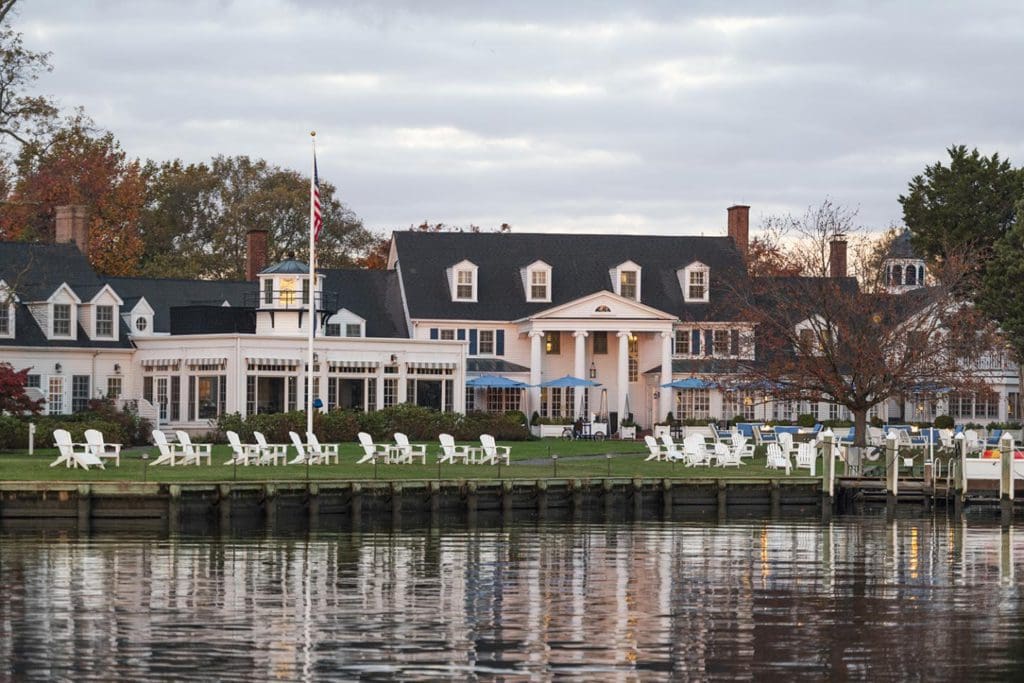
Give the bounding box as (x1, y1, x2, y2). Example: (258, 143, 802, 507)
(552, 453, 558, 477)
(142, 452, 149, 483)
(606, 453, 612, 477)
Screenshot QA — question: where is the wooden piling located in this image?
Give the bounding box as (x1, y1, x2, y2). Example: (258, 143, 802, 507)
(350, 482, 362, 528)
(307, 483, 319, 531)
(536, 480, 548, 520)
(1000, 432, 1014, 526)
(662, 479, 673, 518)
(391, 482, 402, 526)
(168, 484, 181, 534)
(263, 484, 277, 528)
(76, 484, 91, 532)
(770, 479, 781, 518)
(632, 478, 643, 518)
(717, 480, 727, 521)
(885, 435, 898, 512)
(218, 484, 232, 530)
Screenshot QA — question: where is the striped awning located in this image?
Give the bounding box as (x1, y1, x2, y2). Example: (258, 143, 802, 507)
(328, 359, 380, 369)
(141, 358, 180, 368)
(407, 361, 457, 369)
(246, 356, 302, 366)
(186, 357, 227, 367)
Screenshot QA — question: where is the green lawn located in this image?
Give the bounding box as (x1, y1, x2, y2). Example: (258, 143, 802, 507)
(0, 438, 818, 483)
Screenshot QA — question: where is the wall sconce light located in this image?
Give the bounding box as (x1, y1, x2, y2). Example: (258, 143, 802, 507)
(390, 354, 398, 363)
(589, 361, 597, 379)
(114, 363, 121, 374)
(54, 363, 62, 374)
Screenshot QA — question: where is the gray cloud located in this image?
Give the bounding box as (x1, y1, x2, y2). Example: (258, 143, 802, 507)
(14, 0, 1024, 236)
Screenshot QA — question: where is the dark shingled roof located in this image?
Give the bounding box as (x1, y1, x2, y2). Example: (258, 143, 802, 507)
(261, 258, 309, 275)
(107, 276, 255, 333)
(0, 242, 105, 302)
(468, 358, 530, 373)
(886, 230, 921, 260)
(392, 231, 749, 322)
(320, 268, 408, 338)
(0, 304, 133, 348)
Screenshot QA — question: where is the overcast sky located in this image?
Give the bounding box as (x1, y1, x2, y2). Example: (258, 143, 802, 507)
(15, 0, 1024, 238)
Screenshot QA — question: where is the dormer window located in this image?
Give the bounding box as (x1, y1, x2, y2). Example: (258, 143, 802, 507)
(681, 262, 710, 302)
(95, 305, 114, 338)
(449, 260, 478, 302)
(0, 302, 10, 337)
(523, 260, 552, 302)
(611, 261, 642, 301)
(53, 304, 72, 337)
(135, 316, 149, 332)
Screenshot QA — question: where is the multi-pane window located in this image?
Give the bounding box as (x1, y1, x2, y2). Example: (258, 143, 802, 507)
(52, 304, 71, 336)
(264, 279, 274, 304)
(688, 270, 706, 300)
(592, 331, 607, 354)
(530, 270, 548, 300)
(440, 329, 455, 340)
(628, 334, 639, 383)
(48, 376, 64, 414)
(620, 271, 637, 300)
(487, 388, 522, 413)
(0, 304, 9, 335)
(26, 374, 40, 389)
(1009, 392, 1021, 421)
(383, 378, 398, 407)
(456, 270, 474, 300)
(325, 323, 341, 336)
(106, 376, 122, 399)
(798, 328, 815, 353)
(713, 330, 730, 355)
(479, 330, 495, 355)
(544, 331, 560, 355)
(72, 375, 90, 413)
(345, 324, 361, 338)
(95, 305, 114, 337)
(675, 389, 710, 420)
(301, 278, 310, 304)
(674, 330, 690, 356)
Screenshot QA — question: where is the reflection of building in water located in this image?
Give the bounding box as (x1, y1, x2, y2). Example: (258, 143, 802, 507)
(2, 521, 1024, 679)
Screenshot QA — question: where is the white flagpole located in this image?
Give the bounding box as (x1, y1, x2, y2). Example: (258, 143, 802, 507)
(307, 131, 317, 438)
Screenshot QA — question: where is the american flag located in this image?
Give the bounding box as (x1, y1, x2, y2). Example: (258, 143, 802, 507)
(312, 152, 323, 241)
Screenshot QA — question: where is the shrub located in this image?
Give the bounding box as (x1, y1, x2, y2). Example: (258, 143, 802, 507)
(797, 413, 817, 428)
(933, 415, 954, 429)
(0, 415, 29, 450)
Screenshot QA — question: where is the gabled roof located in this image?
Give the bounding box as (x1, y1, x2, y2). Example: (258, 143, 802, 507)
(0, 242, 105, 302)
(107, 276, 255, 333)
(0, 303, 133, 349)
(319, 268, 408, 338)
(393, 231, 749, 322)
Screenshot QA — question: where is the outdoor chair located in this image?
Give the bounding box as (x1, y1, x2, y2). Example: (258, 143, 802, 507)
(356, 432, 388, 464)
(84, 428, 121, 467)
(289, 431, 311, 464)
(795, 442, 816, 475)
(225, 430, 261, 466)
(391, 432, 427, 464)
(50, 429, 104, 470)
(151, 429, 186, 466)
(753, 425, 776, 445)
(253, 431, 288, 465)
(730, 433, 755, 458)
(714, 441, 742, 467)
(175, 431, 212, 466)
(438, 433, 471, 465)
(765, 443, 792, 475)
(683, 434, 711, 466)
(867, 426, 884, 447)
(644, 435, 665, 461)
(478, 434, 510, 466)
(306, 432, 340, 464)
(777, 432, 797, 462)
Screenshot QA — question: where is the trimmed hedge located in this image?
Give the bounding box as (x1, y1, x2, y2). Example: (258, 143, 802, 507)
(216, 405, 530, 444)
(0, 401, 152, 450)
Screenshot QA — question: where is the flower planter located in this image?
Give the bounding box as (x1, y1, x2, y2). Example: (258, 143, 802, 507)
(619, 426, 636, 440)
(532, 424, 572, 438)
(653, 425, 671, 439)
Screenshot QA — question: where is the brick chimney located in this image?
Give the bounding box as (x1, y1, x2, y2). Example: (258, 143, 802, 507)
(829, 239, 848, 279)
(55, 205, 90, 251)
(727, 205, 750, 258)
(246, 229, 269, 281)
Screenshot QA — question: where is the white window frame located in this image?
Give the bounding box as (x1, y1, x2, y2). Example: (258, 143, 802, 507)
(95, 304, 115, 338)
(0, 280, 13, 338)
(611, 261, 642, 301)
(450, 260, 479, 302)
(681, 262, 710, 303)
(478, 329, 495, 355)
(52, 303, 73, 338)
(524, 260, 552, 302)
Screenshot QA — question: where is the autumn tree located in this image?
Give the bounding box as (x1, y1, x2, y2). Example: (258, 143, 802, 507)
(138, 156, 375, 279)
(731, 200, 991, 447)
(0, 361, 43, 414)
(0, 114, 146, 274)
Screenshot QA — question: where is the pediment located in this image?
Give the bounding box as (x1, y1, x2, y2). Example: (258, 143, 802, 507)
(519, 290, 676, 322)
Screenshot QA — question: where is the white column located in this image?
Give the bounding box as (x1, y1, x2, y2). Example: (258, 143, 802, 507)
(660, 330, 673, 422)
(573, 331, 588, 418)
(529, 330, 544, 417)
(617, 331, 630, 425)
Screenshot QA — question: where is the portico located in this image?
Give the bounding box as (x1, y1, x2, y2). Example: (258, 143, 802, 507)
(518, 291, 677, 427)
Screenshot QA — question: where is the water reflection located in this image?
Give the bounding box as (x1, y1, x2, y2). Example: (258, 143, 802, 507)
(2, 516, 1024, 680)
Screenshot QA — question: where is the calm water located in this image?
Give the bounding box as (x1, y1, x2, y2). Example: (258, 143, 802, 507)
(2, 514, 1024, 681)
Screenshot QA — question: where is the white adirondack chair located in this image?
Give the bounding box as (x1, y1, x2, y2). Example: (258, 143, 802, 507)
(478, 434, 510, 466)
(253, 431, 287, 465)
(225, 430, 260, 465)
(777, 432, 797, 463)
(84, 429, 121, 467)
(175, 431, 211, 466)
(644, 435, 665, 461)
(731, 433, 755, 458)
(306, 432, 340, 464)
(683, 434, 710, 466)
(50, 429, 104, 470)
(765, 443, 792, 475)
(356, 432, 387, 464)
(289, 431, 310, 464)
(438, 433, 470, 464)
(715, 441, 742, 467)
(795, 442, 816, 475)
(391, 432, 427, 464)
(151, 429, 185, 466)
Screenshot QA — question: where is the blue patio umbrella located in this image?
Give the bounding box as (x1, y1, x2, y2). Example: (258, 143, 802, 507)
(466, 375, 529, 389)
(538, 375, 602, 388)
(661, 377, 713, 389)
